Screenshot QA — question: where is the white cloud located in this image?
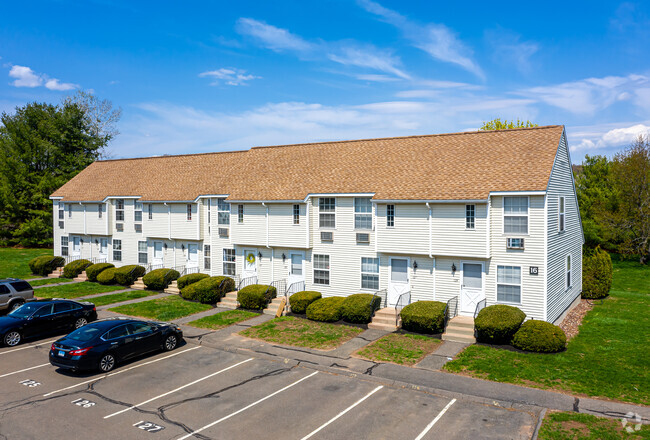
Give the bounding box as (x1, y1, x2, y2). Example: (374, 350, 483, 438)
(199, 68, 260, 86)
(327, 45, 409, 79)
(569, 123, 650, 152)
(8, 64, 78, 90)
(236, 18, 313, 52)
(485, 28, 538, 74)
(356, 74, 401, 82)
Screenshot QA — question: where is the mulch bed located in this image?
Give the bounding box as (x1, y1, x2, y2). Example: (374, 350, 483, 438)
(559, 299, 593, 340)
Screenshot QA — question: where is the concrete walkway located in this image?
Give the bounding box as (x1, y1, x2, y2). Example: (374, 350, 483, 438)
(33, 279, 83, 289)
(416, 340, 469, 371)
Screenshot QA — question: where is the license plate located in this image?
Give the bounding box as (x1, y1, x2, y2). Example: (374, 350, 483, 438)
(58, 350, 65, 357)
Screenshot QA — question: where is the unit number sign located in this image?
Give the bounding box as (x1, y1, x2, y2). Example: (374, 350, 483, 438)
(529, 266, 539, 275)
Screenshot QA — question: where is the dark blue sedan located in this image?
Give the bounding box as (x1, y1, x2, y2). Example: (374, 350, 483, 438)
(50, 318, 183, 373)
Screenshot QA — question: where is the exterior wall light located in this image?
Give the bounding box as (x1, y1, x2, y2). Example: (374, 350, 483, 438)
(282, 253, 286, 262)
(258, 251, 262, 258)
(181, 244, 185, 251)
(451, 263, 457, 274)
(164, 243, 168, 250)
(413, 260, 418, 270)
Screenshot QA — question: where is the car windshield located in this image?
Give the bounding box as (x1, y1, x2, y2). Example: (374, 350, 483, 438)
(8, 303, 42, 318)
(66, 326, 103, 342)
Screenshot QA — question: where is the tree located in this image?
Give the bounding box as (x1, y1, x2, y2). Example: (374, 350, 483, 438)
(480, 118, 538, 131)
(0, 96, 119, 247)
(63, 91, 121, 156)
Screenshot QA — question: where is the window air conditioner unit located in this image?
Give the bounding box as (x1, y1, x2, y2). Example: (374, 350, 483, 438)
(59, 221, 64, 229)
(507, 238, 524, 249)
(356, 233, 370, 243)
(134, 224, 142, 233)
(218, 227, 229, 238)
(116, 223, 124, 232)
(321, 231, 333, 242)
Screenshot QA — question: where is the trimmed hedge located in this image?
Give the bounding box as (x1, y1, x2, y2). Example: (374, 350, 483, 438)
(289, 291, 322, 314)
(238, 284, 277, 310)
(582, 247, 613, 299)
(177, 273, 209, 290)
(29, 255, 65, 276)
(97, 267, 117, 285)
(63, 259, 92, 278)
(341, 294, 381, 324)
(181, 276, 235, 304)
(86, 263, 114, 282)
(475, 305, 526, 345)
(306, 297, 346, 322)
(143, 268, 180, 291)
(114, 265, 146, 286)
(400, 301, 446, 334)
(512, 320, 567, 353)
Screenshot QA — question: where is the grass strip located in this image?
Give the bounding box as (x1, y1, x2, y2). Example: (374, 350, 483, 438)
(35, 281, 125, 299)
(89, 290, 160, 307)
(538, 411, 649, 440)
(187, 310, 259, 330)
(355, 333, 441, 366)
(109, 296, 212, 321)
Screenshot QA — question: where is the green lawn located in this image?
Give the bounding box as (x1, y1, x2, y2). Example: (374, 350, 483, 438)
(355, 333, 441, 366)
(29, 278, 73, 287)
(0, 247, 52, 279)
(109, 296, 212, 321)
(444, 256, 650, 405)
(35, 281, 126, 299)
(188, 310, 259, 330)
(538, 411, 649, 440)
(240, 316, 363, 350)
(89, 291, 160, 307)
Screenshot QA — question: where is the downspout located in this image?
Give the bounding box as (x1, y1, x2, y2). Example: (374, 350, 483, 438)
(425, 203, 433, 258)
(262, 203, 270, 248)
(165, 203, 171, 240)
(305, 199, 310, 249)
(81, 203, 86, 235)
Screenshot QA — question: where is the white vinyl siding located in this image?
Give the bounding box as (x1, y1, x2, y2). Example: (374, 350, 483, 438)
(268, 204, 307, 248)
(231, 204, 266, 246)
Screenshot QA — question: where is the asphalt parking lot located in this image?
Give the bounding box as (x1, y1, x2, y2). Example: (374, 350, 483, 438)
(0, 335, 539, 440)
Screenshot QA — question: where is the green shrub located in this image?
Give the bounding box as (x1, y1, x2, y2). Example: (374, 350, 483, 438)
(475, 305, 526, 344)
(143, 268, 180, 291)
(113, 265, 146, 286)
(63, 259, 92, 278)
(29, 255, 65, 276)
(400, 301, 446, 334)
(97, 267, 117, 285)
(177, 273, 209, 290)
(85, 263, 114, 282)
(237, 284, 277, 310)
(341, 294, 381, 324)
(289, 291, 322, 314)
(512, 320, 567, 353)
(306, 297, 346, 322)
(582, 247, 613, 299)
(181, 276, 235, 304)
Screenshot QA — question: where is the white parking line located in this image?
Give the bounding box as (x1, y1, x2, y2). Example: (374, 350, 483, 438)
(413, 398, 457, 440)
(0, 363, 50, 378)
(103, 357, 254, 419)
(0, 339, 58, 355)
(43, 346, 201, 397)
(300, 385, 383, 440)
(177, 371, 319, 440)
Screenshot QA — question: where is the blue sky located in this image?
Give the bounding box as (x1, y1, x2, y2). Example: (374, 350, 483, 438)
(1, 0, 649, 162)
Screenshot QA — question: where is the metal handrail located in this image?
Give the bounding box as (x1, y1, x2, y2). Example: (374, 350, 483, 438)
(443, 296, 459, 331)
(473, 299, 486, 319)
(284, 280, 305, 314)
(263, 279, 286, 308)
(238, 275, 257, 291)
(185, 266, 200, 275)
(368, 289, 387, 322)
(394, 291, 411, 327)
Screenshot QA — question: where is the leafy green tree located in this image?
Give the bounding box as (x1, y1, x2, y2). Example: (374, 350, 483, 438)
(0, 97, 119, 247)
(480, 118, 538, 130)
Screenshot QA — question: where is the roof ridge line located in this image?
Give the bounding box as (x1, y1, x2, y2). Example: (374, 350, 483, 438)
(96, 149, 249, 163)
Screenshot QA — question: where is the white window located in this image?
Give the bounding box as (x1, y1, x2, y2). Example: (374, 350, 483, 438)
(559, 196, 565, 232)
(497, 266, 521, 303)
(134, 203, 142, 222)
(138, 241, 147, 264)
(113, 239, 122, 262)
(206, 199, 211, 224)
(204, 245, 211, 270)
(504, 197, 528, 234)
(313, 254, 330, 285)
(361, 257, 379, 290)
(319, 198, 335, 229)
(291, 254, 302, 276)
(354, 198, 372, 230)
(223, 249, 235, 275)
(293, 204, 300, 225)
(61, 236, 69, 257)
(148, 204, 153, 220)
(217, 199, 230, 225)
(238, 205, 244, 224)
(115, 199, 124, 222)
(153, 242, 163, 260)
(187, 204, 192, 221)
(59, 203, 65, 220)
(98, 204, 103, 219)
(566, 255, 571, 289)
(386, 204, 395, 227)
(134, 223, 142, 233)
(466, 205, 475, 229)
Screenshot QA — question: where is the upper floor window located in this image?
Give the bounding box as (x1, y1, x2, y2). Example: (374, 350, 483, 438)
(115, 199, 124, 222)
(113, 239, 122, 261)
(559, 197, 565, 232)
(354, 198, 372, 230)
(386, 204, 395, 227)
(187, 204, 192, 221)
(566, 255, 572, 289)
(238, 205, 244, 224)
(293, 204, 300, 225)
(59, 203, 65, 220)
(206, 199, 211, 224)
(217, 199, 230, 225)
(319, 198, 335, 229)
(98, 204, 103, 219)
(504, 197, 528, 234)
(466, 205, 475, 229)
(134, 203, 143, 222)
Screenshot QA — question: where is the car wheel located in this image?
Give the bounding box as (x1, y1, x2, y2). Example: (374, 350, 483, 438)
(98, 354, 116, 372)
(9, 301, 24, 312)
(74, 317, 88, 329)
(163, 334, 178, 351)
(3, 331, 21, 347)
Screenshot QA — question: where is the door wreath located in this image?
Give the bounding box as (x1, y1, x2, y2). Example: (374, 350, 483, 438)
(246, 253, 256, 264)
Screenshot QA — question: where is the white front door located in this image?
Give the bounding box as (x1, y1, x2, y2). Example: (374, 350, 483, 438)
(187, 244, 198, 268)
(71, 236, 81, 258)
(288, 252, 305, 289)
(242, 249, 257, 279)
(460, 262, 485, 316)
(153, 241, 163, 264)
(99, 238, 108, 259)
(388, 257, 410, 306)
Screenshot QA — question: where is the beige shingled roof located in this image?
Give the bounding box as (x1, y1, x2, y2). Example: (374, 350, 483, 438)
(51, 125, 565, 202)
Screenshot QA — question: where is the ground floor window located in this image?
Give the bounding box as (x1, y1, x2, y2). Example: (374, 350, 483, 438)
(566, 254, 572, 289)
(497, 265, 521, 303)
(113, 239, 122, 262)
(138, 241, 147, 264)
(61, 236, 69, 256)
(204, 245, 211, 270)
(313, 254, 330, 285)
(223, 248, 235, 276)
(361, 257, 379, 290)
